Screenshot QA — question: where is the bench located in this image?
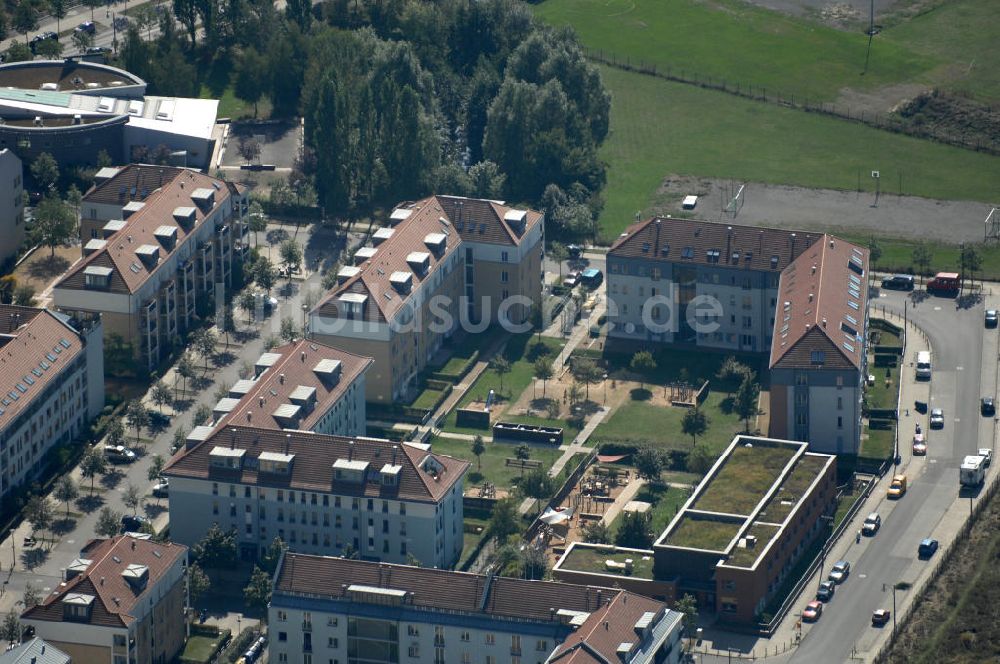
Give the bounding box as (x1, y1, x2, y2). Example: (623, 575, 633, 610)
(504, 458, 542, 469)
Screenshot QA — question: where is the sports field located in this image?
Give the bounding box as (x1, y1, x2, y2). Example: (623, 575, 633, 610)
(594, 66, 1000, 241)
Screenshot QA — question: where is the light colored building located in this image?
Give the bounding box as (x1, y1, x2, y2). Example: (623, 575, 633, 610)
(554, 436, 836, 626)
(310, 195, 543, 403)
(22, 535, 189, 664)
(53, 165, 249, 371)
(768, 237, 869, 454)
(162, 426, 469, 567)
(0, 148, 24, 268)
(268, 553, 685, 664)
(0, 305, 104, 499)
(0, 638, 71, 664)
(206, 340, 371, 437)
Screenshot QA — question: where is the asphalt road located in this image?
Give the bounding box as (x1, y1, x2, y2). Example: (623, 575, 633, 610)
(788, 288, 989, 663)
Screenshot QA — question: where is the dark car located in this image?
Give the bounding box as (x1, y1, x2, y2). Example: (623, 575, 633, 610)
(880, 274, 914, 291)
(983, 397, 995, 417)
(918, 538, 939, 558)
(86, 46, 111, 55)
(29, 32, 58, 52)
(816, 581, 836, 602)
(986, 310, 999, 328)
(566, 244, 583, 259)
(75, 21, 96, 34)
(872, 609, 891, 627)
(120, 514, 150, 533)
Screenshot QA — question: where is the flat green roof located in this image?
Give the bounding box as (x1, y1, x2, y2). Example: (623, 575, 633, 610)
(0, 87, 72, 107)
(726, 523, 781, 567)
(692, 443, 798, 516)
(757, 455, 829, 524)
(559, 544, 655, 580)
(665, 515, 741, 551)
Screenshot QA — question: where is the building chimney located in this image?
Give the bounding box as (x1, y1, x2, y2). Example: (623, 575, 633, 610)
(279, 373, 285, 384)
(301, 351, 306, 362)
(822, 318, 827, 327)
(285, 433, 291, 455)
(349, 440, 354, 461)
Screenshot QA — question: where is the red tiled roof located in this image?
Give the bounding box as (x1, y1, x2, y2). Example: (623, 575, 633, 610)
(162, 426, 468, 503)
(83, 164, 183, 206)
(609, 216, 821, 272)
(436, 195, 543, 247)
(273, 553, 657, 629)
(548, 591, 668, 664)
(769, 236, 868, 370)
(0, 305, 83, 428)
(216, 339, 372, 431)
(58, 169, 233, 295)
(22, 536, 187, 628)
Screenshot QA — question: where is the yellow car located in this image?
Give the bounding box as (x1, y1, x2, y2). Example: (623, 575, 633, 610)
(887, 474, 907, 499)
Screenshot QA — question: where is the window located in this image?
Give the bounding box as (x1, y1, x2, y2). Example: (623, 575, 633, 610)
(462, 653, 472, 664)
(434, 649, 445, 664)
(722, 580, 736, 591)
(485, 634, 495, 645)
(536, 640, 548, 652)
(408, 625, 420, 637)
(837, 416, 843, 429)
(837, 397, 843, 410)
(278, 632, 288, 642)
(511, 635, 521, 655)
(212, 483, 218, 496)
(408, 646, 420, 658)
(501, 251, 509, 262)
(461, 631, 470, 642)
(501, 271, 509, 283)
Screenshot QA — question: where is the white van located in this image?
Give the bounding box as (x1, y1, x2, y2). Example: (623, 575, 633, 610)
(916, 351, 932, 381)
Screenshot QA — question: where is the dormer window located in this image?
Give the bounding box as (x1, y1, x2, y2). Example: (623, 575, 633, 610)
(84, 265, 113, 290)
(154, 225, 177, 250)
(424, 233, 447, 255)
(381, 463, 401, 487)
(62, 593, 95, 621)
(172, 206, 197, 228)
(122, 200, 145, 219)
(313, 359, 342, 384)
(190, 187, 216, 211)
(337, 265, 361, 284)
(338, 293, 367, 321)
(354, 247, 377, 264)
(122, 564, 149, 592)
(389, 208, 412, 225)
(406, 251, 431, 276)
(259, 451, 295, 474)
(102, 219, 127, 238)
(83, 239, 107, 256)
(504, 209, 527, 235)
(390, 271, 413, 294)
(373, 228, 395, 245)
(209, 446, 246, 470)
(135, 244, 160, 267)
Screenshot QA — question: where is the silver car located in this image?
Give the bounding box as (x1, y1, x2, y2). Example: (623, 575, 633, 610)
(829, 560, 851, 584)
(930, 408, 944, 429)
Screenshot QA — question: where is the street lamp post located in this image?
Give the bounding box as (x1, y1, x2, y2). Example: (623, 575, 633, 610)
(603, 373, 608, 404)
(301, 303, 308, 337)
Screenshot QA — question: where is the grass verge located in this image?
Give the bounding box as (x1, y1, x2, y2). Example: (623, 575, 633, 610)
(429, 435, 562, 492)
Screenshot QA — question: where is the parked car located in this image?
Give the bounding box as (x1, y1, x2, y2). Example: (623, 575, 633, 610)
(103, 445, 136, 463)
(580, 268, 603, 288)
(986, 309, 999, 328)
(887, 474, 907, 499)
(828, 560, 851, 584)
(566, 244, 583, 259)
(74, 21, 96, 34)
(930, 408, 945, 428)
(872, 609, 891, 627)
(862, 512, 881, 536)
(978, 448, 993, 467)
(152, 477, 169, 497)
(29, 32, 58, 53)
(816, 581, 835, 602)
(802, 601, 823, 622)
(982, 397, 995, 416)
(86, 46, 112, 55)
(912, 432, 927, 456)
(120, 514, 150, 533)
(918, 538, 939, 558)
(880, 274, 914, 291)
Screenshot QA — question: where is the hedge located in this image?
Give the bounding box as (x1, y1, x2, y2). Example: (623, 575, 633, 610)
(868, 418, 895, 430)
(873, 354, 898, 367)
(868, 408, 898, 420)
(425, 378, 453, 392)
(873, 344, 904, 355)
(429, 350, 480, 382)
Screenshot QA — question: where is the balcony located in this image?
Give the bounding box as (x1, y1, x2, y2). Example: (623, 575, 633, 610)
(302, 621, 312, 632)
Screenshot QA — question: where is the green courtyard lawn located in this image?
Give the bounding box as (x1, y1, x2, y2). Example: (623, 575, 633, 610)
(862, 425, 895, 462)
(593, 392, 744, 456)
(180, 634, 227, 664)
(868, 363, 901, 410)
(428, 435, 562, 492)
(591, 66, 1000, 242)
(534, 0, 934, 103)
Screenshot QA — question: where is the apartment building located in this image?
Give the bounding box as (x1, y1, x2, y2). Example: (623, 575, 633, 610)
(268, 553, 685, 664)
(53, 165, 249, 371)
(768, 237, 869, 454)
(554, 436, 836, 626)
(21, 535, 189, 664)
(163, 426, 469, 567)
(0, 638, 71, 664)
(0, 149, 24, 268)
(310, 195, 543, 403)
(0, 305, 104, 499)
(201, 340, 371, 437)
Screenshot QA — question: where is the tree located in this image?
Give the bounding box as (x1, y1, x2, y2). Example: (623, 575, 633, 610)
(238, 290, 256, 323)
(122, 483, 143, 516)
(30, 153, 59, 193)
(521, 469, 554, 513)
(633, 447, 665, 482)
(81, 447, 107, 494)
(12, 283, 36, 306)
(126, 400, 149, 445)
(248, 202, 267, 247)
(681, 407, 709, 448)
(735, 372, 761, 433)
(4, 42, 32, 63)
(515, 444, 531, 463)
(615, 510, 652, 548)
(489, 497, 520, 543)
(490, 356, 512, 394)
(34, 38, 63, 59)
(280, 317, 298, 343)
(687, 445, 714, 475)
(570, 358, 603, 401)
(96, 507, 123, 538)
(254, 258, 277, 293)
(22, 582, 40, 609)
(194, 329, 218, 371)
(530, 356, 555, 399)
(568, 381, 583, 406)
(83, 0, 102, 21)
(238, 136, 261, 164)
(471, 435, 486, 471)
(12, 2, 37, 41)
(548, 242, 568, 280)
(279, 239, 303, 278)
(193, 403, 213, 426)
(71, 29, 94, 54)
(244, 565, 272, 614)
(50, 0, 68, 34)
(31, 196, 75, 256)
(581, 520, 611, 544)
(911, 243, 933, 285)
(521, 545, 548, 581)
(1, 610, 19, 647)
(468, 160, 506, 198)
(147, 454, 165, 483)
(716, 356, 751, 397)
(868, 237, 882, 268)
(188, 563, 211, 606)
(193, 524, 237, 569)
(54, 476, 79, 518)
(25, 495, 53, 541)
(176, 353, 196, 397)
(150, 380, 172, 414)
(260, 537, 288, 575)
(235, 48, 267, 116)
(630, 351, 657, 390)
(673, 594, 698, 652)
(172, 428, 187, 453)
(960, 244, 981, 294)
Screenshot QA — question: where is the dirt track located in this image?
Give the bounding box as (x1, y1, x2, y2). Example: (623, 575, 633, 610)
(653, 175, 996, 243)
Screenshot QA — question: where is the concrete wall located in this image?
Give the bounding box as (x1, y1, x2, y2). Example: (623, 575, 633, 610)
(0, 149, 24, 267)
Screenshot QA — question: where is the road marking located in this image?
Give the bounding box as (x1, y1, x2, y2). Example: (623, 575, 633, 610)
(929, 459, 938, 464)
(934, 306, 942, 311)
(859, 573, 867, 579)
(957, 366, 964, 371)
(955, 418, 961, 423)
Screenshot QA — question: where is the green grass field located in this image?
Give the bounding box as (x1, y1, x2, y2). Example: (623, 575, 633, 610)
(429, 435, 562, 491)
(535, 0, 935, 103)
(593, 66, 1000, 241)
